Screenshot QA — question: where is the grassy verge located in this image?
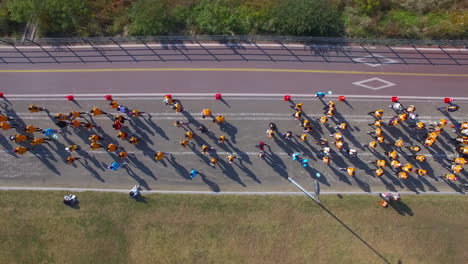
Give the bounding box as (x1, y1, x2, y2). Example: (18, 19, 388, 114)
(0, 191, 466, 264)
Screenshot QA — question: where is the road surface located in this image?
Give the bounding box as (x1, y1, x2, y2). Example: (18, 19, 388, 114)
(0, 43, 467, 193)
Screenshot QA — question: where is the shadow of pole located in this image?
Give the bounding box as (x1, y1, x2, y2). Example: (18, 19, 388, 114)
(317, 202, 392, 264)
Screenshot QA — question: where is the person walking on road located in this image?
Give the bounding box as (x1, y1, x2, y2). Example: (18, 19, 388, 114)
(190, 169, 199, 178)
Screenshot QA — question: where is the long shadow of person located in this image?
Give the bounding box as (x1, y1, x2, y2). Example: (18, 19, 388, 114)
(219, 122, 238, 143)
(127, 154, 156, 179)
(234, 161, 261, 183)
(144, 113, 169, 140)
(304, 166, 330, 186)
(124, 164, 151, 190)
(389, 200, 414, 216)
(199, 172, 221, 192)
(264, 152, 288, 179)
(167, 155, 190, 179)
(79, 159, 105, 182)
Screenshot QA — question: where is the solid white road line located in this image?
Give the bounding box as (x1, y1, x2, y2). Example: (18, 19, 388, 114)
(0, 186, 463, 195)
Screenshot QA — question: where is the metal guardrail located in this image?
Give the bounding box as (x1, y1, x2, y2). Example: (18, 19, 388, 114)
(0, 35, 467, 65)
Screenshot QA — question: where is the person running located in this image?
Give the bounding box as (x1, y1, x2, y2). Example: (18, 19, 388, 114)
(112, 121, 122, 131)
(173, 102, 183, 113)
(154, 151, 169, 161)
(321, 146, 331, 156)
(326, 108, 335, 118)
(28, 105, 45, 112)
(185, 131, 193, 141)
(302, 119, 312, 133)
(413, 154, 426, 162)
(107, 143, 118, 152)
(319, 116, 328, 125)
(324, 101, 335, 110)
(386, 150, 398, 160)
(452, 136, 468, 145)
(389, 102, 404, 113)
(397, 112, 408, 122)
(369, 119, 383, 127)
(209, 158, 218, 167)
(117, 105, 130, 114)
(424, 137, 435, 147)
(408, 145, 421, 153)
(293, 103, 303, 112)
(444, 173, 458, 181)
(173, 120, 188, 128)
(258, 150, 265, 159)
(24, 125, 43, 133)
(163, 96, 174, 105)
(451, 164, 463, 173)
(83, 122, 94, 130)
(0, 122, 17, 131)
(377, 135, 385, 144)
(54, 113, 68, 121)
(367, 127, 383, 137)
(255, 141, 268, 151)
(330, 132, 343, 141)
(118, 151, 128, 159)
(180, 139, 189, 148)
(366, 140, 377, 149)
(0, 113, 14, 122)
(401, 164, 413, 173)
(218, 135, 226, 144)
(394, 138, 405, 148)
(398, 171, 408, 179)
(283, 131, 293, 140)
(70, 120, 81, 129)
(406, 105, 416, 113)
(214, 115, 225, 124)
(88, 134, 103, 142)
(30, 137, 51, 146)
(227, 155, 236, 164)
(269, 122, 277, 131)
(315, 92, 326, 99)
(334, 123, 348, 130)
(115, 114, 128, 124)
(90, 107, 107, 116)
(459, 146, 468, 155)
(9, 134, 29, 143)
(201, 108, 213, 119)
(117, 131, 128, 140)
(66, 156, 81, 164)
(68, 111, 86, 120)
(322, 156, 330, 165)
(375, 168, 384, 177)
(409, 121, 425, 130)
(453, 157, 467, 165)
(315, 137, 329, 147)
(301, 158, 309, 167)
(293, 111, 302, 120)
(333, 140, 344, 150)
(129, 136, 139, 145)
(367, 109, 383, 118)
(346, 148, 357, 157)
(65, 144, 80, 152)
(373, 159, 386, 168)
(291, 153, 301, 161)
(388, 117, 399, 127)
(438, 104, 459, 113)
(90, 142, 103, 150)
(190, 169, 198, 178)
(339, 167, 355, 176)
(13, 146, 29, 155)
(107, 161, 126, 171)
(201, 144, 213, 154)
(129, 109, 145, 118)
(416, 169, 427, 177)
(109, 100, 119, 109)
(391, 160, 402, 170)
(266, 129, 275, 138)
(298, 133, 307, 142)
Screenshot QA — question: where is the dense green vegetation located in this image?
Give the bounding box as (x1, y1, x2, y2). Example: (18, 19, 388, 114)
(0, 0, 466, 39)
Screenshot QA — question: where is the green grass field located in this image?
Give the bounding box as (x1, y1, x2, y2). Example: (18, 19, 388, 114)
(0, 191, 466, 264)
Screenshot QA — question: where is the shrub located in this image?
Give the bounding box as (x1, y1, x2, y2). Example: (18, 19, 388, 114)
(342, 6, 375, 37)
(128, 0, 177, 36)
(271, 0, 343, 36)
(192, 0, 245, 35)
(393, 0, 456, 14)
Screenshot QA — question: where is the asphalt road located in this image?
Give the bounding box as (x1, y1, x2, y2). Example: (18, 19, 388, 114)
(0, 96, 466, 193)
(0, 61, 467, 96)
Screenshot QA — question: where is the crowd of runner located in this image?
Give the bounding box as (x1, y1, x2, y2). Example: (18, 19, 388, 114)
(1, 93, 467, 185)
